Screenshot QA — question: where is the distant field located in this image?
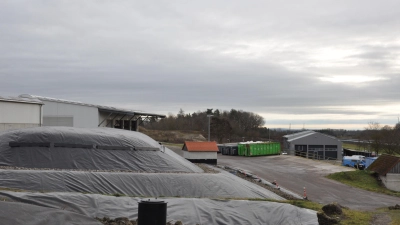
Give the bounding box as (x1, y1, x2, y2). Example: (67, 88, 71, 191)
(342, 143, 368, 150)
(342, 143, 400, 156)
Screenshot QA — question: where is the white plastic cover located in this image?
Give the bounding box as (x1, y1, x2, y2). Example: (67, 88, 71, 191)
(0, 200, 101, 225)
(0, 168, 284, 200)
(0, 191, 318, 225)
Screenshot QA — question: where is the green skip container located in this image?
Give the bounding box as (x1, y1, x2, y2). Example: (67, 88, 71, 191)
(237, 142, 281, 157)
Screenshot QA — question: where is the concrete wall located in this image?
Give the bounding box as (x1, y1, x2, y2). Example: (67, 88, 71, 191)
(183, 151, 217, 160)
(0, 101, 42, 132)
(380, 173, 400, 192)
(41, 101, 98, 128)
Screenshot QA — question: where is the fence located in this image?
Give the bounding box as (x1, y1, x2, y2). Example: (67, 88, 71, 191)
(294, 150, 339, 164)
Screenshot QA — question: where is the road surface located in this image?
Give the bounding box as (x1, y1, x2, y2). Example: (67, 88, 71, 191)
(217, 154, 400, 210)
(168, 146, 400, 210)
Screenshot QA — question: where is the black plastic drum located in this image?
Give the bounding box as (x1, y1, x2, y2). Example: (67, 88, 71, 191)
(137, 200, 167, 225)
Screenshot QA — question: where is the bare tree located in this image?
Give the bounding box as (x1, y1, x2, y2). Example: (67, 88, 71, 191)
(365, 122, 383, 156)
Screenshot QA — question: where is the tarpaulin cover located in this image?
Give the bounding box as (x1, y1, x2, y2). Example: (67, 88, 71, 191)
(0, 168, 284, 200)
(0, 127, 202, 173)
(0, 200, 101, 225)
(0, 127, 285, 200)
(0, 127, 318, 224)
(0, 191, 318, 225)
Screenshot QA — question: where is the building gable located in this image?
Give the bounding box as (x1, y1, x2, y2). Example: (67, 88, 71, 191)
(368, 154, 400, 175)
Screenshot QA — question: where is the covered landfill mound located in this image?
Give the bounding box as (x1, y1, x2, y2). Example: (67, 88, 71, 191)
(0, 127, 318, 224)
(0, 191, 318, 225)
(0, 127, 202, 173)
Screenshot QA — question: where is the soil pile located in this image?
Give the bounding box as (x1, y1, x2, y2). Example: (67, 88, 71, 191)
(317, 202, 345, 225)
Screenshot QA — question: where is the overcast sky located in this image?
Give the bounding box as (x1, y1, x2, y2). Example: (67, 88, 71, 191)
(1, 1, 400, 130)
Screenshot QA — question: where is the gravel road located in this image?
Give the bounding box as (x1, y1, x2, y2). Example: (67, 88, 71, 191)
(217, 153, 400, 210)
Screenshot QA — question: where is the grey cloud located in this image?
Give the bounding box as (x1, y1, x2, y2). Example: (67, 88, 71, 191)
(1, 0, 400, 129)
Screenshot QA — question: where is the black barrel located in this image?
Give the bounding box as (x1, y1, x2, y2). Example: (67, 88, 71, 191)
(138, 200, 167, 225)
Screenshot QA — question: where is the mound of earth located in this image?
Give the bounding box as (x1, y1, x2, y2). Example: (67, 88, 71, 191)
(139, 127, 206, 143)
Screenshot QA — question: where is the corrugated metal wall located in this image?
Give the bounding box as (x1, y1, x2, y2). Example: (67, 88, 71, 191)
(0, 101, 42, 131)
(41, 101, 98, 128)
(288, 132, 342, 159)
(43, 116, 73, 126)
(389, 162, 400, 174)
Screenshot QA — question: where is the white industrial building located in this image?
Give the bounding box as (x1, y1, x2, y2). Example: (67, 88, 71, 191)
(19, 94, 165, 131)
(283, 131, 342, 160)
(0, 94, 165, 132)
(0, 96, 43, 132)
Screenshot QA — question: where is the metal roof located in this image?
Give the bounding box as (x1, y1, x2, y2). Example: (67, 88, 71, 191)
(283, 130, 338, 142)
(0, 96, 43, 105)
(18, 94, 165, 118)
(283, 131, 315, 141)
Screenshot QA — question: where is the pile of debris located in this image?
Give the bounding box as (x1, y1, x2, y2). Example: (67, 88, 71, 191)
(317, 202, 347, 225)
(388, 204, 400, 210)
(96, 217, 189, 225)
(97, 217, 137, 225)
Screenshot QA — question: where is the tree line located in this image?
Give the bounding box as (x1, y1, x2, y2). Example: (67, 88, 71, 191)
(356, 122, 400, 156)
(143, 109, 283, 143)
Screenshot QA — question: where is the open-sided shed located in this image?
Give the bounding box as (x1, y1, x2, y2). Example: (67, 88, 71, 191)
(18, 94, 165, 131)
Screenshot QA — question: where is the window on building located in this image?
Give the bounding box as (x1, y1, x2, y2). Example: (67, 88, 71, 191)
(325, 145, 338, 151)
(308, 145, 323, 151)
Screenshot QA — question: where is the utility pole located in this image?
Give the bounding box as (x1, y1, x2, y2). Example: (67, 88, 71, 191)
(268, 128, 270, 141)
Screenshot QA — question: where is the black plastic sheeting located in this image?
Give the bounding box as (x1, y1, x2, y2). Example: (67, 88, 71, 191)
(0, 201, 101, 225)
(0, 168, 285, 200)
(0, 191, 318, 225)
(0, 127, 202, 173)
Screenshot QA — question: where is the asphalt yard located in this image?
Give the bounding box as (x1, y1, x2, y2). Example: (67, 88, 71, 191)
(216, 154, 400, 210)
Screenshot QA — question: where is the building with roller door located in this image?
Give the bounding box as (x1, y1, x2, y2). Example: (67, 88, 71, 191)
(283, 131, 342, 160)
(0, 96, 43, 132)
(18, 94, 165, 131)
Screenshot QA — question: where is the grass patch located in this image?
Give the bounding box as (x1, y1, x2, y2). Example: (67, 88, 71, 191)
(286, 200, 323, 211)
(327, 170, 400, 197)
(286, 200, 373, 225)
(374, 208, 400, 225)
(249, 199, 372, 224)
(340, 209, 372, 225)
(387, 210, 400, 225)
(342, 143, 367, 151)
